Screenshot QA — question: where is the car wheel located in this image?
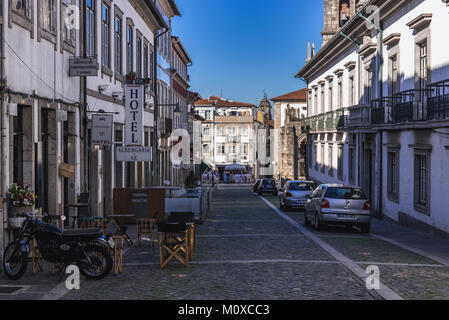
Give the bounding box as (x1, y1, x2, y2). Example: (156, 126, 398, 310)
(360, 223, 371, 234)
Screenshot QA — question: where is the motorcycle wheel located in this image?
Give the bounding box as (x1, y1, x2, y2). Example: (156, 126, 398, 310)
(3, 242, 28, 280)
(78, 245, 112, 280)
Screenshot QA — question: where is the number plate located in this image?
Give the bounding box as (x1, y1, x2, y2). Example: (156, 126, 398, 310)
(108, 238, 116, 248)
(338, 214, 357, 220)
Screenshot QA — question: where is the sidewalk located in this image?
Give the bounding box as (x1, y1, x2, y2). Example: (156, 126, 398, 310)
(371, 218, 449, 266)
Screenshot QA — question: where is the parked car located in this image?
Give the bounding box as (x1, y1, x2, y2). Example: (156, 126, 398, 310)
(257, 178, 278, 195)
(253, 179, 262, 192)
(304, 184, 371, 233)
(278, 180, 316, 210)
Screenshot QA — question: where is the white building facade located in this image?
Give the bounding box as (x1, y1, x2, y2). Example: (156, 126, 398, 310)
(297, 0, 449, 235)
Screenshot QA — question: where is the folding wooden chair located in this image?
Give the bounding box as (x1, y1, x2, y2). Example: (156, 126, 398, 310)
(157, 222, 189, 269)
(136, 211, 158, 247)
(111, 235, 125, 275)
(167, 212, 196, 260)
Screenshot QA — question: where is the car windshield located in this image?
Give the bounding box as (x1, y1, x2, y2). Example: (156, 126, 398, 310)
(263, 180, 275, 186)
(324, 187, 368, 200)
(289, 183, 314, 191)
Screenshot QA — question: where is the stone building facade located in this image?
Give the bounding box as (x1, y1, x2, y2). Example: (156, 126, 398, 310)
(271, 89, 308, 182)
(297, 0, 449, 236)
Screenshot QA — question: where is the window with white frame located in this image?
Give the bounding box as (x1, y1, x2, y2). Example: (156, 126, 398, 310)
(127, 25, 133, 74)
(102, 3, 110, 68)
(86, 0, 96, 57)
(136, 37, 142, 78)
(62, 0, 75, 46)
(114, 15, 122, 74)
(13, 0, 32, 19)
(337, 144, 343, 180)
(328, 144, 333, 176)
(418, 41, 428, 89)
(218, 145, 225, 154)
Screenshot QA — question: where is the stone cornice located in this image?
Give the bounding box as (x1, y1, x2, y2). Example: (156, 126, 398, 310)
(383, 33, 401, 47)
(406, 13, 432, 31)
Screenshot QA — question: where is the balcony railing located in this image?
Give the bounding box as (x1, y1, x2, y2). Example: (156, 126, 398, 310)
(346, 104, 371, 127)
(427, 79, 449, 121)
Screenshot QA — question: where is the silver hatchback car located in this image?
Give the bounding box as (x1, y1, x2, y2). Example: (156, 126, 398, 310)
(278, 180, 316, 210)
(304, 184, 371, 233)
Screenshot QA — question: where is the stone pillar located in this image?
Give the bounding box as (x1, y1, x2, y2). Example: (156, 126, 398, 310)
(89, 148, 104, 217)
(66, 111, 78, 222)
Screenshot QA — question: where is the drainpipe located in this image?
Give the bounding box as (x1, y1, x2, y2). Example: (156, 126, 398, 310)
(1, 0, 9, 264)
(358, 11, 384, 216)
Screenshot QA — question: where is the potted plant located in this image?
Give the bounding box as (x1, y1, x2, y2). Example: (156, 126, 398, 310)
(125, 71, 137, 83)
(4, 183, 37, 228)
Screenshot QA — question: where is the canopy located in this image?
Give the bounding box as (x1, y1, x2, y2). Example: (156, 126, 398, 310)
(224, 163, 247, 172)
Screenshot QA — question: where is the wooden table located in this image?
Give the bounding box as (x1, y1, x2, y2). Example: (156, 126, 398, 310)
(107, 215, 134, 247)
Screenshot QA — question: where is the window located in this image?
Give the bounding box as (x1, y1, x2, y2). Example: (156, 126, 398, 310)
(136, 37, 142, 78)
(101, 4, 110, 68)
(205, 110, 211, 120)
(143, 44, 149, 79)
(218, 145, 225, 154)
(349, 76, 355, 106)
(217, 127, 225, 136)
(203, 144, 209, 154)
(366, 68, 373, 103)
(328, 83, 333, 111)
(419, 42, 428, 89)
(391, 55, 398, 95)
(338, 80, 343, 109)
(387, 150, 399, 202)
(62, 0, 75, 45)
(328, 144, 333, 176)
(86, 0, 96, 57)
(114, 16, 122, 74)
(203, 127, 210, 136)
(13, 0, 32, 19)
(314, 143, 318, 169)
(239, 126, 248, 136)
(41, 0, 56, 32)
(414, 150, 430, 212)
(320, 86, 325, 114)
(314, 89, 318, 115)
(229, 127, 236, 135)
(127, 26, 133, 73)
(337, 144, 343, 180)
(240, 144, 248, 154)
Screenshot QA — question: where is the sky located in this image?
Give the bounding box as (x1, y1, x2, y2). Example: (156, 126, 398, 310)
(171, 0, 324, 105)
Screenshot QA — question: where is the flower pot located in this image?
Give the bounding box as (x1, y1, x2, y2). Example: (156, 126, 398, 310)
(9, 217, 26, 228)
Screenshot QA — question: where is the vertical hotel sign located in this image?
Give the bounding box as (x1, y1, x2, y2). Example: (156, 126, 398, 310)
(125, 85, 144, 146)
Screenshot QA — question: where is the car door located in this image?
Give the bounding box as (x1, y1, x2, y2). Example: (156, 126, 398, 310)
(280, 182, 289, 202)
(306, 186, 320, 217)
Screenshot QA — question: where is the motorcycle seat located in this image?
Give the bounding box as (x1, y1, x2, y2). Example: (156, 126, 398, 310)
(61, 228, 103, 242)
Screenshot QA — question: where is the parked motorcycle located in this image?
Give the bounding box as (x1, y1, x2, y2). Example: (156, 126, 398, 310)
(3, 214, 113, 281)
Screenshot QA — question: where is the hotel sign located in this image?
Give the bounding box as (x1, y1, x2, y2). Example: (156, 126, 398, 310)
(91, 114, 113, 146)
(116, 146, 152, 162)
(125, 85, 144, 146)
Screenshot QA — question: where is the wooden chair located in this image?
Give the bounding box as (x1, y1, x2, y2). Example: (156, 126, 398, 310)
(31, 238, 43, 274)
(136, 218, 156, 247)
(111, 235, 125, 275)
(157, 222, 190, 269)
(167, 212, 196, 260)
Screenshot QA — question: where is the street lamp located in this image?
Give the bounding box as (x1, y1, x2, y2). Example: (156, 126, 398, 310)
(173, 103, 182, 117)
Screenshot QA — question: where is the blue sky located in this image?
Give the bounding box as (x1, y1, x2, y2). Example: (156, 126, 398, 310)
(172, 0, 324, 105)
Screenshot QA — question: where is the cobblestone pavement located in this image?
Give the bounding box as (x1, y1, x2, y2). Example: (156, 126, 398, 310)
(6, 185, 448, 300)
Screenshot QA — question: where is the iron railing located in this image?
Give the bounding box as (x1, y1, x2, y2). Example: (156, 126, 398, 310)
(427, 79, 449, 120)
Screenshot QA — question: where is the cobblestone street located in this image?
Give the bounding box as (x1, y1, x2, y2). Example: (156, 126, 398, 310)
(57, 184, 449, 300)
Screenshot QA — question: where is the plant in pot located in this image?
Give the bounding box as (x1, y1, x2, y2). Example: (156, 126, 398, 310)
(4, 183, 37, 228)
(125, 71, 137, 83)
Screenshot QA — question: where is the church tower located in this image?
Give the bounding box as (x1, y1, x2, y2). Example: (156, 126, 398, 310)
(259, 93, 272, 123)
(321, 0, 362, 46)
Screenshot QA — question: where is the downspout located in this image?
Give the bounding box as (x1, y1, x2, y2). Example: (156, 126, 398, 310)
(152, 28, 168, 186)
(359, 11, 384, 216)
(298, 76, 308, 179)
(1, 0, 9, 264)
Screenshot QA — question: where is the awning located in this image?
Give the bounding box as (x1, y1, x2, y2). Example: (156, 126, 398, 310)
(224, 163, 247, 172)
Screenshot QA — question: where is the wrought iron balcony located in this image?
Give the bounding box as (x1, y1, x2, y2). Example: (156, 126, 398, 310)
(346, 104, 371, 127)
(427, 79, 449, 121)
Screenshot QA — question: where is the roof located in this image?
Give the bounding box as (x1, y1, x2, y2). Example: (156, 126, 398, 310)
(194, 96, 256, 108)
(271, 88, 307, 102)
(172, 36, 192, 64)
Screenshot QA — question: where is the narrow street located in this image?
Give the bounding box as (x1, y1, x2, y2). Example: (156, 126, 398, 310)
(53, 184, 449, 300)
